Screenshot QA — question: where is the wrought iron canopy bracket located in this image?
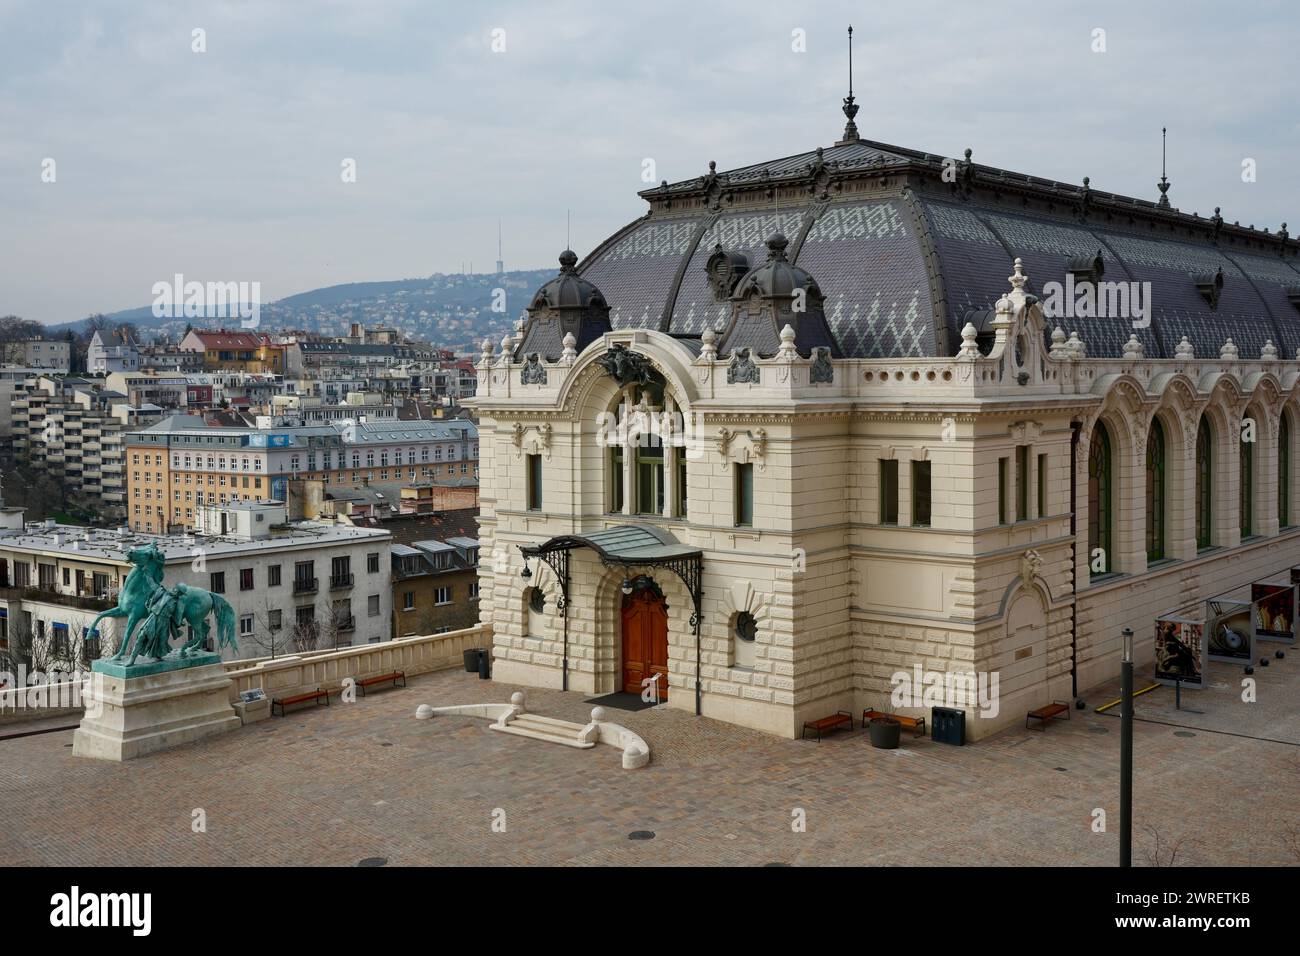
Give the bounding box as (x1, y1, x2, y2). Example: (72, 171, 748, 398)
(518, 544, 570, 614)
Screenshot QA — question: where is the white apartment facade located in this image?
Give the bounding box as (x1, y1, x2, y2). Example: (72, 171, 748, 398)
(0, 501, 394, 668)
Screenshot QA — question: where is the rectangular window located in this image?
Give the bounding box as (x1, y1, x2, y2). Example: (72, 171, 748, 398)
(912, 461, 932, 528)
(1037, 454, 1047, 518)
(879, 459, 899, 525)
(239, 568, 254, 591)
(608, 446, 624, 513)
(675, 447, 687, 517)
(239, 614, 254, 636)
(209, 571, 225, 594)
(367, 552, 380, 574)
(526, 453, 542, 511)
(998, 457, 1008, 525)
(434, 586, 452, 605)
(268, 564, 281, 587)
(734, 462, 754, 527)
(268, 609, 282, 631)
(368, 594, 381, 617)
(635, 435, 665, 516)
(403, 591, 415, 610)
(1016, 445, 1029, 521)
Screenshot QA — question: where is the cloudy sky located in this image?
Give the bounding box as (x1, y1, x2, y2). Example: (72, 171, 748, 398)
(2, 0, 1297, 324)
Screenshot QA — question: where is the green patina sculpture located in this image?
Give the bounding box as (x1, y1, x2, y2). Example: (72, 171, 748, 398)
(87, 543, 238, 669)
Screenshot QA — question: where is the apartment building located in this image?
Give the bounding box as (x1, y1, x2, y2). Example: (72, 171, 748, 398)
(0, 339, 70, 371)
(0, 501, 393, 665)
(125, 415, 479, 533)
(12, 377, 165, 522)
(178, 330, 287, 374)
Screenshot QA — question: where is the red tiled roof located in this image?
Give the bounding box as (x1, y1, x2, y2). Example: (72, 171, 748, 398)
(188, 330, 280, 349)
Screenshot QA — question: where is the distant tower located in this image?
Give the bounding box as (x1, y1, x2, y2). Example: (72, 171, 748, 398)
(496, 219, 505, 275)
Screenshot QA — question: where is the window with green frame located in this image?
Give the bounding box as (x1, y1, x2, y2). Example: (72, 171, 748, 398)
(879, 459, 899, 525)
(1280, 412, 1291, 528)
(1145, 418, 1166, 562)
(912, 460, 931, 527)
(675, 446, 687, 518)
(1196, 416, 1213, 549)
(526, 453, 542, 511)
(734, 462, 754, 527)
(1088, 423, 1112, 573)
(608, 445, 624, 513)
(635, 435, 664, 516)
(1016, 445, 1029, 521)
(1037, 453, 1047, 517)
(1240, 421, 1253, 537)
(997, 457, 1008, 525)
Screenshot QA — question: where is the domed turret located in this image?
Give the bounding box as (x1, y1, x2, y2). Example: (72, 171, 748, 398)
(516, 249, 613, 362)
(716, 233, 841, 359)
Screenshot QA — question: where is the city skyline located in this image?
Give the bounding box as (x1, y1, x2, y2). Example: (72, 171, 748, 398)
(2, 0, 1298, 323)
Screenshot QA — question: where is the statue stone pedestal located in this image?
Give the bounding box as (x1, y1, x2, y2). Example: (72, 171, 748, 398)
(73, 653, 240, 762)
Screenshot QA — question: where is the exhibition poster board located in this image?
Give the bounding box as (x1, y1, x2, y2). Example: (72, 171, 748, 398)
(1154, 615, 1206, 688)
(1252, 580, 1297, 644)
(1205, 592, 1254, 665)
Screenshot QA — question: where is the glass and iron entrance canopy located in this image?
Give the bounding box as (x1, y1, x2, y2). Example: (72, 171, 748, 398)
(518, 524, 705, 714)
(519, 524, 702, 616)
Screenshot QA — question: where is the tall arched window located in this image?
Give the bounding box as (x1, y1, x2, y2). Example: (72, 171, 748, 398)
(1146, 418, 1166, 562)
(1088, 422, 1113, 573)
(1196, 416, 1213, 549)
(1240, 417, 1254, 538)
(1280, 412, 1291, 529)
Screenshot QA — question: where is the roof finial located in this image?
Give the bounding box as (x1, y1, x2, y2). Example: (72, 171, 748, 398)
(839, 25, 860, 144)
(1157, 127, 1171, 209)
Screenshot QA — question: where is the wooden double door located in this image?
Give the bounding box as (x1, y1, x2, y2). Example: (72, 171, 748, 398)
(621, 589, 669, 700)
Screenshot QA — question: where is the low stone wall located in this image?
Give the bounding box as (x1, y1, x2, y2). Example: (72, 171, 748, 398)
(222, 625, 493, 703)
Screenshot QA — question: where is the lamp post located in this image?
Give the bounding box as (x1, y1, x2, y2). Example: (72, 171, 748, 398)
(1120, 626, 1133, 868)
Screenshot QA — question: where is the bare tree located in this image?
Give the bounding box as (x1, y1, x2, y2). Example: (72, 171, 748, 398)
(249, 596, 293, 659)
(1138, 823, 1188, 867)
(290, 618, 320, 653)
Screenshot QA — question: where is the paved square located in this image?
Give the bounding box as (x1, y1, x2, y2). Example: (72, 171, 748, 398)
(2, 657, 1297, 866)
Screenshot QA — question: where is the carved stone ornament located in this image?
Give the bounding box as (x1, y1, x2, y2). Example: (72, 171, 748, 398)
(809, 347, 834, 384)
(727, 348, 759, 385)
(520, 353, 548, 385)
(1021, 549, 1043, 587)
(596, 343, 655, 388)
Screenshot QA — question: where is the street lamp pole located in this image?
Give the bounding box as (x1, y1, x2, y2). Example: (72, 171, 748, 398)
(1120, 626, 1133, 868)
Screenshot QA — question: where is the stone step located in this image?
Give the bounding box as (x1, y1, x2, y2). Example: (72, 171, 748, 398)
(491, 714, 594, 749)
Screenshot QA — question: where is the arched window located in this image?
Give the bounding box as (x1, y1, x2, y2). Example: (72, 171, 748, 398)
(1146, 419, 1166, 562)
(1088, 422, 1113, 573)
(1240, 417, 1254, 538)
(1196, 416, 1213, 549)
(1280, 412, 1291, 528)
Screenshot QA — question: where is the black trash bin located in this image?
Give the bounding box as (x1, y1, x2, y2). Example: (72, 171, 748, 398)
(463, 649, 483, 673)
(477, 649, 491, 680)
(931, 706, 966, 745)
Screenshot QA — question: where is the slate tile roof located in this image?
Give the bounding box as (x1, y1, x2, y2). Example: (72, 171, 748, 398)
(577, 140, 1300, 359)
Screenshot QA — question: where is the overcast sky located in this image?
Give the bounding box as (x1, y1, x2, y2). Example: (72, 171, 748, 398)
(2, 0, 1297, 324)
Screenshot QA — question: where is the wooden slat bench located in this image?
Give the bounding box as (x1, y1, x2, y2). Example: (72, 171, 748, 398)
(863, 709, 926, 738)
(1026, 700, 1070, 731)
(271, 687, 330, 717)
(355, 671, 406, 696)
(801, 711, 854, 741)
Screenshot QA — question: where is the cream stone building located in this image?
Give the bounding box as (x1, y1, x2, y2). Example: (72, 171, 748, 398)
(468, 101, 1300, 740)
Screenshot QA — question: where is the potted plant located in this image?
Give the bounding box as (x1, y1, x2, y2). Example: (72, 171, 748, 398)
(868, 716, 901, 750)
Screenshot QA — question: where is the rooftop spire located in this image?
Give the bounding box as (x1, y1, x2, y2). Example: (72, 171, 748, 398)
(1157, 127, 1171, 209)
(839, 25, 860, 144)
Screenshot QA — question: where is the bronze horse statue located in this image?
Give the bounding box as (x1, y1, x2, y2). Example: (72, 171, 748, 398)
(87, 543, 238, 665)
(87, 543, 166, 662)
